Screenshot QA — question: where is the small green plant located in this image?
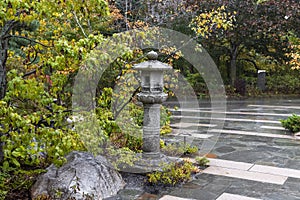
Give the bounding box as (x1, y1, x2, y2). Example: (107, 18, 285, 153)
(184, 145, 198, 155)
(70, 174, 81, 195)
(160, 106, 172, 135)
(160, 122, 172, 135)
(33, 194, 52, 200)
(195, 157, 210, 167)
(280, 114, 300, 133)
(160, 139, 166, 148)
(147, 159, 199, 186)
(161, 143, 182, 156)
(161, 142, 198, 157)
(106, 147, 140, 170)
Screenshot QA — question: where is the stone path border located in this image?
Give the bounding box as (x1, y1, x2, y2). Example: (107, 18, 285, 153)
(247, 105, 300, 109)
(172, 115, 281, 124)
(159, 195, 196, 200)
(260, 125, 286, 130)
(189, 158, 300, 185)
(216, 193, 262, 200)
(159, 193, 262, 200)
(170, 122, 217, 128)
(203, 166, 287, 185)
(207, 129, 298, 139)
(169, 109, 293, 117)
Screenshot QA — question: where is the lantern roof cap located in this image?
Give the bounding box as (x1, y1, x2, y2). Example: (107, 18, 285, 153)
(133, 51, 172, 71)
(147, 51, 158, 60)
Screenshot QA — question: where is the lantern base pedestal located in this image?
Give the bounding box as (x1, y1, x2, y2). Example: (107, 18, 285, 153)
(119, 153, 180, 174)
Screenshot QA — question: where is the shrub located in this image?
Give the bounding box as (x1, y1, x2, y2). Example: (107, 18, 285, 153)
(0, 74, 86, 169)
(195, 157, 210, 167)
(161, 142, 198, 157)
(280, 114, 300, 133)
(160, 106, 172, 135)
(0, 73, 86, 199)
(267, 74, 300, 94)
(184, 145, 198, 155)
(147, 159, 199, 186)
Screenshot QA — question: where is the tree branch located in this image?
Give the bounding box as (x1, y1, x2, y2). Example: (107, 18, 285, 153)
(7, 35, 52, 47)
(23, 45, 38, 65)
(22, 64, 44, 78)
(238, 58, 259, 70)
(72, 11, 88, 38)
(114, 87, 140, 120)
(0, 20, 18, 38)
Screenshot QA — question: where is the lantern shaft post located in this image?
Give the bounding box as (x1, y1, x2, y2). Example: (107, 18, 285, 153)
(128, 50, 174, 173)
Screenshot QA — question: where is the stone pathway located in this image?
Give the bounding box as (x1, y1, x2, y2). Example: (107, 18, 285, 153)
(160, 98, 300, 200)
(107, 98, 300, 200)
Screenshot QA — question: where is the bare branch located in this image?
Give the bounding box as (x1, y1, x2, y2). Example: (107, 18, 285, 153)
(72, 11, 88, 38)
(24, 45, 38, 65)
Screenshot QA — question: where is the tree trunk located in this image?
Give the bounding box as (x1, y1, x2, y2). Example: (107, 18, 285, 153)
(0, 61, 7, 100)
(230, 45, 238, 86)
(0, 49, 5, 162)
(0, 20, 18, 163)
(0, 33, 9, 163)
(0, 22, 12, 100)
(0, 44, 7, 163)
(0, 41, 8, 100)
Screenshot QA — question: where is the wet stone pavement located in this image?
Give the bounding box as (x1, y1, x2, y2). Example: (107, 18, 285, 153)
(109, 97, 300, 200)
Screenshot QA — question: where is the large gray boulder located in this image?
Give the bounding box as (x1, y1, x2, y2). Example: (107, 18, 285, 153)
(31, 151, 125, 200)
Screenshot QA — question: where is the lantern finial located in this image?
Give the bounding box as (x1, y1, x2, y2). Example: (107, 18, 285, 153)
(147, 51, 158, 60)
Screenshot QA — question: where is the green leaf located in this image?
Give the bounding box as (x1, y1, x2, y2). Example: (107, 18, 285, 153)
(3, 161, 10, 170)
(12, 151, 22, 158)
(11, 158, 20, 168)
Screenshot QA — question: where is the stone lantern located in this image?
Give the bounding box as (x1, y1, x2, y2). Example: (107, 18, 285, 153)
(133, 51, 172, 166)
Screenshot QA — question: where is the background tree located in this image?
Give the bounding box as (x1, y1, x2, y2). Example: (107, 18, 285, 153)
(111, 0, 299, 92)
(190, 0, 300, 85)
(286, 34, 300, 70)
(112, 0, 196, 31)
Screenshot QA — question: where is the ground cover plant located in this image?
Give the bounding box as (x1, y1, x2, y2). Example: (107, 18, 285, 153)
(281, 114, 300, 133)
